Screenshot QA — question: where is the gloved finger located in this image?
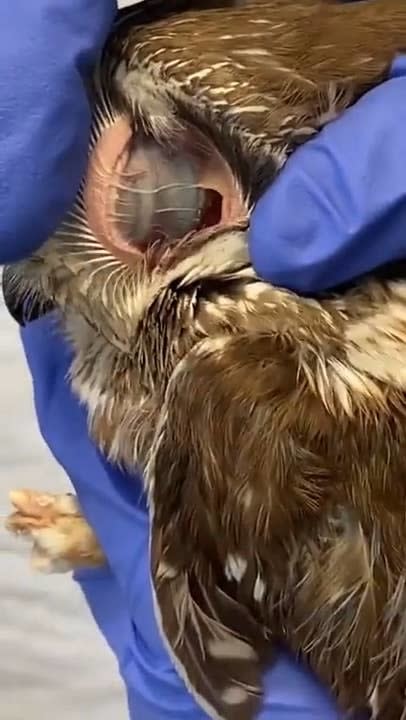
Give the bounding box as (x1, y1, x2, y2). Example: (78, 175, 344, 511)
(249, 56, 406, 293)
(0, 0, 116, 263)
(260, 651, 344, 720)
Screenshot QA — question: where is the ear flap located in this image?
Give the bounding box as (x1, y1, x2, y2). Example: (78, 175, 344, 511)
(150, 518, 267, 720)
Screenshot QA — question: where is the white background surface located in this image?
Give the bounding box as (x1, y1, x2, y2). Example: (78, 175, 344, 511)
(0, 1, 138, 718)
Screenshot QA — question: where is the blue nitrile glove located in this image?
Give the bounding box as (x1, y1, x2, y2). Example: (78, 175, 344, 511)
(249, 55, 406, 293)
(0, 0, 116, 263)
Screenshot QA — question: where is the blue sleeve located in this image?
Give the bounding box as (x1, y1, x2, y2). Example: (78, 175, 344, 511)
(249, 56, 406, 293)
(20, 315, 343, 719)
(0, 0, 116, 263)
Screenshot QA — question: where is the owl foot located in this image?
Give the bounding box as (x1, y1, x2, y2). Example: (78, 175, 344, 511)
(6, 489, 105, 573)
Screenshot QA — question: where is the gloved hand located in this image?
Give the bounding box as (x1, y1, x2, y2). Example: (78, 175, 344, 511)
(0, 0, 116, 263)
(249, 55, 406, 292)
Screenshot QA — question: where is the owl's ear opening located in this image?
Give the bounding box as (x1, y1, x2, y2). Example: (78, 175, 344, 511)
(150, 520, 269, 720)
(84, 114, 247, 269)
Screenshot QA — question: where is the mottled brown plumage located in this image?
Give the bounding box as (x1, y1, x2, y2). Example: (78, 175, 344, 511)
(4, 0, 406, 717)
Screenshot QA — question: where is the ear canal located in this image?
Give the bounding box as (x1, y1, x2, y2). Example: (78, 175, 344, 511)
(84, 113, 247, 268)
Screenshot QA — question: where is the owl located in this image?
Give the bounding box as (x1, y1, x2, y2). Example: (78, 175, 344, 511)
(4, 1, 406, 717)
